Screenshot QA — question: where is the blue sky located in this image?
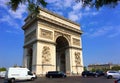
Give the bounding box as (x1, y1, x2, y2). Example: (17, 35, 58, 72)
(0, 0, 120, 68)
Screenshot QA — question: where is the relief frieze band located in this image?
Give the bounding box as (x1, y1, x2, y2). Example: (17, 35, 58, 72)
(25, 30, 36, 43)
(40, 29, 53, 40)
(73, 38, 80, 46)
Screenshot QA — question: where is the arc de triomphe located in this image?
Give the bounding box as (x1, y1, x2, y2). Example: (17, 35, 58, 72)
(22, 8, 83, 76)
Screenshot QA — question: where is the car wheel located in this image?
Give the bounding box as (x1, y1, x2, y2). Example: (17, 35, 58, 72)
(62, 75, 65, 78)
(10, 78, 15, 83)
(84, 75, 87, 78)
(31, 77, 34, 81)
(50, 76, 52, 78)
(107, 75, 112, 79)
(95, 75, 98, 78)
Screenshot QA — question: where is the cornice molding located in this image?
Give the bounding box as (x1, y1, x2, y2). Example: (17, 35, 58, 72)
(22, 15, 83, 35)
(69, 46, 82, 50)
(24, 7, 80, 26)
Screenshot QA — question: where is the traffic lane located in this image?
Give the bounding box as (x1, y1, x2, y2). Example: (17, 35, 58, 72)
(35, 76, 114, 83)
(0, 76, 115, 83)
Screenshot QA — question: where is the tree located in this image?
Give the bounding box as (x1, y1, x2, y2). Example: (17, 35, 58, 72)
(8, 0, 120, 14)
(0, 67, 6, 71)
(76, 0, 120, 9)
(84, 66, 87, 71)
(7, 0, 47, 14)
(112, 66, 120, 70)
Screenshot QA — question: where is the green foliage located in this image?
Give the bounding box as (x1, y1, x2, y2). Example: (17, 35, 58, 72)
(76, 0, 119, 9)
(91, 68, 110, 72)
(91, 68, 96, 72)
(0, 67, 6, 71)
(102, 68, 110, 72)
(7, 0, 47, 14)
(112, 66, 120, 70)
(7, 0, 120, 14)
(84, 66, 87, 71)
(7, 0, 23, 11)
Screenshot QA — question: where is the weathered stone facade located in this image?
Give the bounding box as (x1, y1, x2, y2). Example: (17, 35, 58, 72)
(22, 8, 83, 76)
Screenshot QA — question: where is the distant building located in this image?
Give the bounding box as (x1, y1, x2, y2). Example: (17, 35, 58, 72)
(88, 63, 120, 71)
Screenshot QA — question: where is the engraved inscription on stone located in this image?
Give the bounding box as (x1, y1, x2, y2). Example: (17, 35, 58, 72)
(73, 38, 80, 46)
(40, 29, 53, 40)
(75, 52, 81, 66)
(42, 46, 51, 64)
(25, 30, 36, 43)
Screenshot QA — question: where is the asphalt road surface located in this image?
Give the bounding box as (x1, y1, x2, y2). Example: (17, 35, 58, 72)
(0, 76, 115, 83)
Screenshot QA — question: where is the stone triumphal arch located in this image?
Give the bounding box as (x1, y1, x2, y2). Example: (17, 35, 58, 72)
(22, 8, 83, 76)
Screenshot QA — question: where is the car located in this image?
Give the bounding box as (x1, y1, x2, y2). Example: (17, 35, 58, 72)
(81, 71, 98, 78)
(46, 71, 67, 78)
(95, 70, 105, 76)
(114, 78, 120, 83)
(0, 71, 6, 78)
(106, 70, 120, 79)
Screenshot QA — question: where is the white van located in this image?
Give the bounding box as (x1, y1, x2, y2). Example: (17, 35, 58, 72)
(5, 67, 36, 83)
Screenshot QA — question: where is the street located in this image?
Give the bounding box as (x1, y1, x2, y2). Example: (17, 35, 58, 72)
(0, 76, 115, 83)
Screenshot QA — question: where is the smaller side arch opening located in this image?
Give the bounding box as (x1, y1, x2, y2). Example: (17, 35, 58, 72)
(27, 48, 33, 71)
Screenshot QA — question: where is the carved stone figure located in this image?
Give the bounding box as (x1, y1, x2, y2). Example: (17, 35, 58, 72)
(42, 46, 51, 64)
(75, 52, 81, 66)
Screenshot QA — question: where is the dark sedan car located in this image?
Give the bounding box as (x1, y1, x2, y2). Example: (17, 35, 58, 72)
(46, 71, 67, 78)
(82, 71, 98, 77)
(95, 70, 105, 76)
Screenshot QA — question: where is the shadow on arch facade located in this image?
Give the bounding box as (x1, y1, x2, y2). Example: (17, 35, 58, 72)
(22, 7, 84, 76)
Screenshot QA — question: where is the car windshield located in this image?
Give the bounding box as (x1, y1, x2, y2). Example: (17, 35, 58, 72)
(109, 71, 118, 73)
(59, 71, 64, 74)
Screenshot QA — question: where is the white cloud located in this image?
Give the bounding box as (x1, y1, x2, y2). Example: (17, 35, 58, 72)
(64, 0, 73, 7)
(68, 11, 79, 21)
(69, 13, 78, 21)
(73, 3, 82, 10)
(83, 26, 116, 38)
(92, 12, 98, 15)
(0, 0, 9, 9)
(85, 7, 90, 11)
(8, 4, 27, 19)
(68, 9, 82, 22)
(0, 15, 19, 29)
(46, 0, 58, 3)
(108, 26, 120, 38)
(0, 0, 27, 31)
(89, 22, 98, 25)
(82, 11, 99, 16)
(91, 26, 113, 37)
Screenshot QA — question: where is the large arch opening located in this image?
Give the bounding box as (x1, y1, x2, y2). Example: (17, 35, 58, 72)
(56, 36, 69, 73)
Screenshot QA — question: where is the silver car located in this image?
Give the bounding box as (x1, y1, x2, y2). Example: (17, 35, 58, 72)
(106, 70, 120, 79)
